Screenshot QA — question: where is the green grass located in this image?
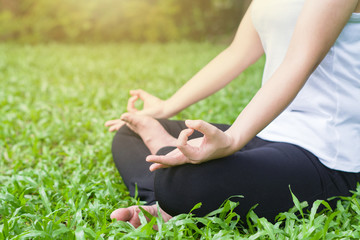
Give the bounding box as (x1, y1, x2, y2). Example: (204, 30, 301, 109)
(1, 42, 360, 239)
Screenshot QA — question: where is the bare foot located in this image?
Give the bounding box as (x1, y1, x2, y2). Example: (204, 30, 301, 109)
(110, 204, 172, 228)
(121, 113, 177, 154)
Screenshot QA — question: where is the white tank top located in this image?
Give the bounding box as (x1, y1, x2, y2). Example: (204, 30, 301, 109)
(252, 0, 360, 172)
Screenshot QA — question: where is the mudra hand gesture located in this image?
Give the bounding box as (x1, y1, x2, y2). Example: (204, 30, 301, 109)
(105, 89, 167, 132)
(146, 119, 235, 171)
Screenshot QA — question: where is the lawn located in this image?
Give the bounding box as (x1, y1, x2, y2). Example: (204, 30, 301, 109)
(1, 42, 360, 239)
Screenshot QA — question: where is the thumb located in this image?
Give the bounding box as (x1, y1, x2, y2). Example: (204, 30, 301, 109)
(185, 120, 218, 139)
(130, 89, 150, 101)
(176, 128, 199, 160)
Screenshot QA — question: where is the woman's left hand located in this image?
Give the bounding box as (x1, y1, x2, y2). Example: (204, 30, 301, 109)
(146, 119, 235, 171)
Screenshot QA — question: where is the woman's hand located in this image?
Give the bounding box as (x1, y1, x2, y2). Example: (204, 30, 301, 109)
(105, 89, 167, 132)
(126, 89, 165, 116)
(146, 120, 236, 171)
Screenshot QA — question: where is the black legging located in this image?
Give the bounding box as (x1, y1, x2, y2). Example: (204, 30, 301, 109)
(111, 119, 360, 221)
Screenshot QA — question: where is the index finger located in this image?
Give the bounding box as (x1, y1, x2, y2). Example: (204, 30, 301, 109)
(104, 119, 120, 127)
(185, 120, 218, 138)
(127, 95, 139, 113)
(130, 89, 150, 101)
(149, 163, 170, 172)
(146, 150, 187, 167)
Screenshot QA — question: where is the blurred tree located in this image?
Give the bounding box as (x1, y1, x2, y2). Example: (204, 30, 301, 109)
(0, 0, 251, 43)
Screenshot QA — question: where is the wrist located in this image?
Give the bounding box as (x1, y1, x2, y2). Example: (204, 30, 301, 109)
(162, 99, 181, 118)
(224, 128, 244, 153)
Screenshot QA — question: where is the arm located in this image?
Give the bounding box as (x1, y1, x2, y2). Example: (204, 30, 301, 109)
(106, 5, 263, 131)
(226, 0, 358, 151)
(147, 0, 358, 170)
(163, 5, 264, 117)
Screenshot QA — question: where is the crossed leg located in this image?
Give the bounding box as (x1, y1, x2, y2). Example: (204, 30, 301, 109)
(110, 113, 181, 225)
(110, 115, 359, 228)
(120, 113, 178, 154)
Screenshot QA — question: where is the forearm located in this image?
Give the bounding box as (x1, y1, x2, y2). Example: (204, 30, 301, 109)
(164, 48, 260, 117)
(147, 0, 358, 170)
(225, 60, 311, 152)
(163, 6, 264, 118)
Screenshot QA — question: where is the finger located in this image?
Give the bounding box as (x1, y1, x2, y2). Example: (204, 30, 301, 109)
(149, 163, 170, 172)
(127, 95, 139, 113)
(129, 89, 142, 96)
(185, 120, 218, 138)
(146, 154, 168, 163)
(176, 128, 199, 159)
(105, 119, 120, 127)
(130, 89, 150, 101)
(177, 128, 194, 146)
(109, 122, 125, 132)
(146, 150, 187, 166)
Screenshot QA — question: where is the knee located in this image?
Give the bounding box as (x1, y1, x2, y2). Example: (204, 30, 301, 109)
(154, 168, 181, 216)
(154, 166, 205, 217)
(114, 124, 134, 138)
(112, 125, 134, 147)
(111, 124, 138, 163)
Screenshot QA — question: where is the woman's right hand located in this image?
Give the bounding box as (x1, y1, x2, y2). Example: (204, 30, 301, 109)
(105, 89, 168, 132)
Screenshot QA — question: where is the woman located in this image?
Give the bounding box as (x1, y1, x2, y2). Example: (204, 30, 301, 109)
(105, 0, 360, 227)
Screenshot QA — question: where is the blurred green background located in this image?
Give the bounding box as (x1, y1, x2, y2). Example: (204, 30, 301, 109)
(0, 0, 251, 43)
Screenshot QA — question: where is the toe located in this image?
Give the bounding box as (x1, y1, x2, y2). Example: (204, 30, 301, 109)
(141, 205, 159, 217)
(120, 113, 131, 122)
(123, 113, 139, 127)
(110, 207, 134, 221)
